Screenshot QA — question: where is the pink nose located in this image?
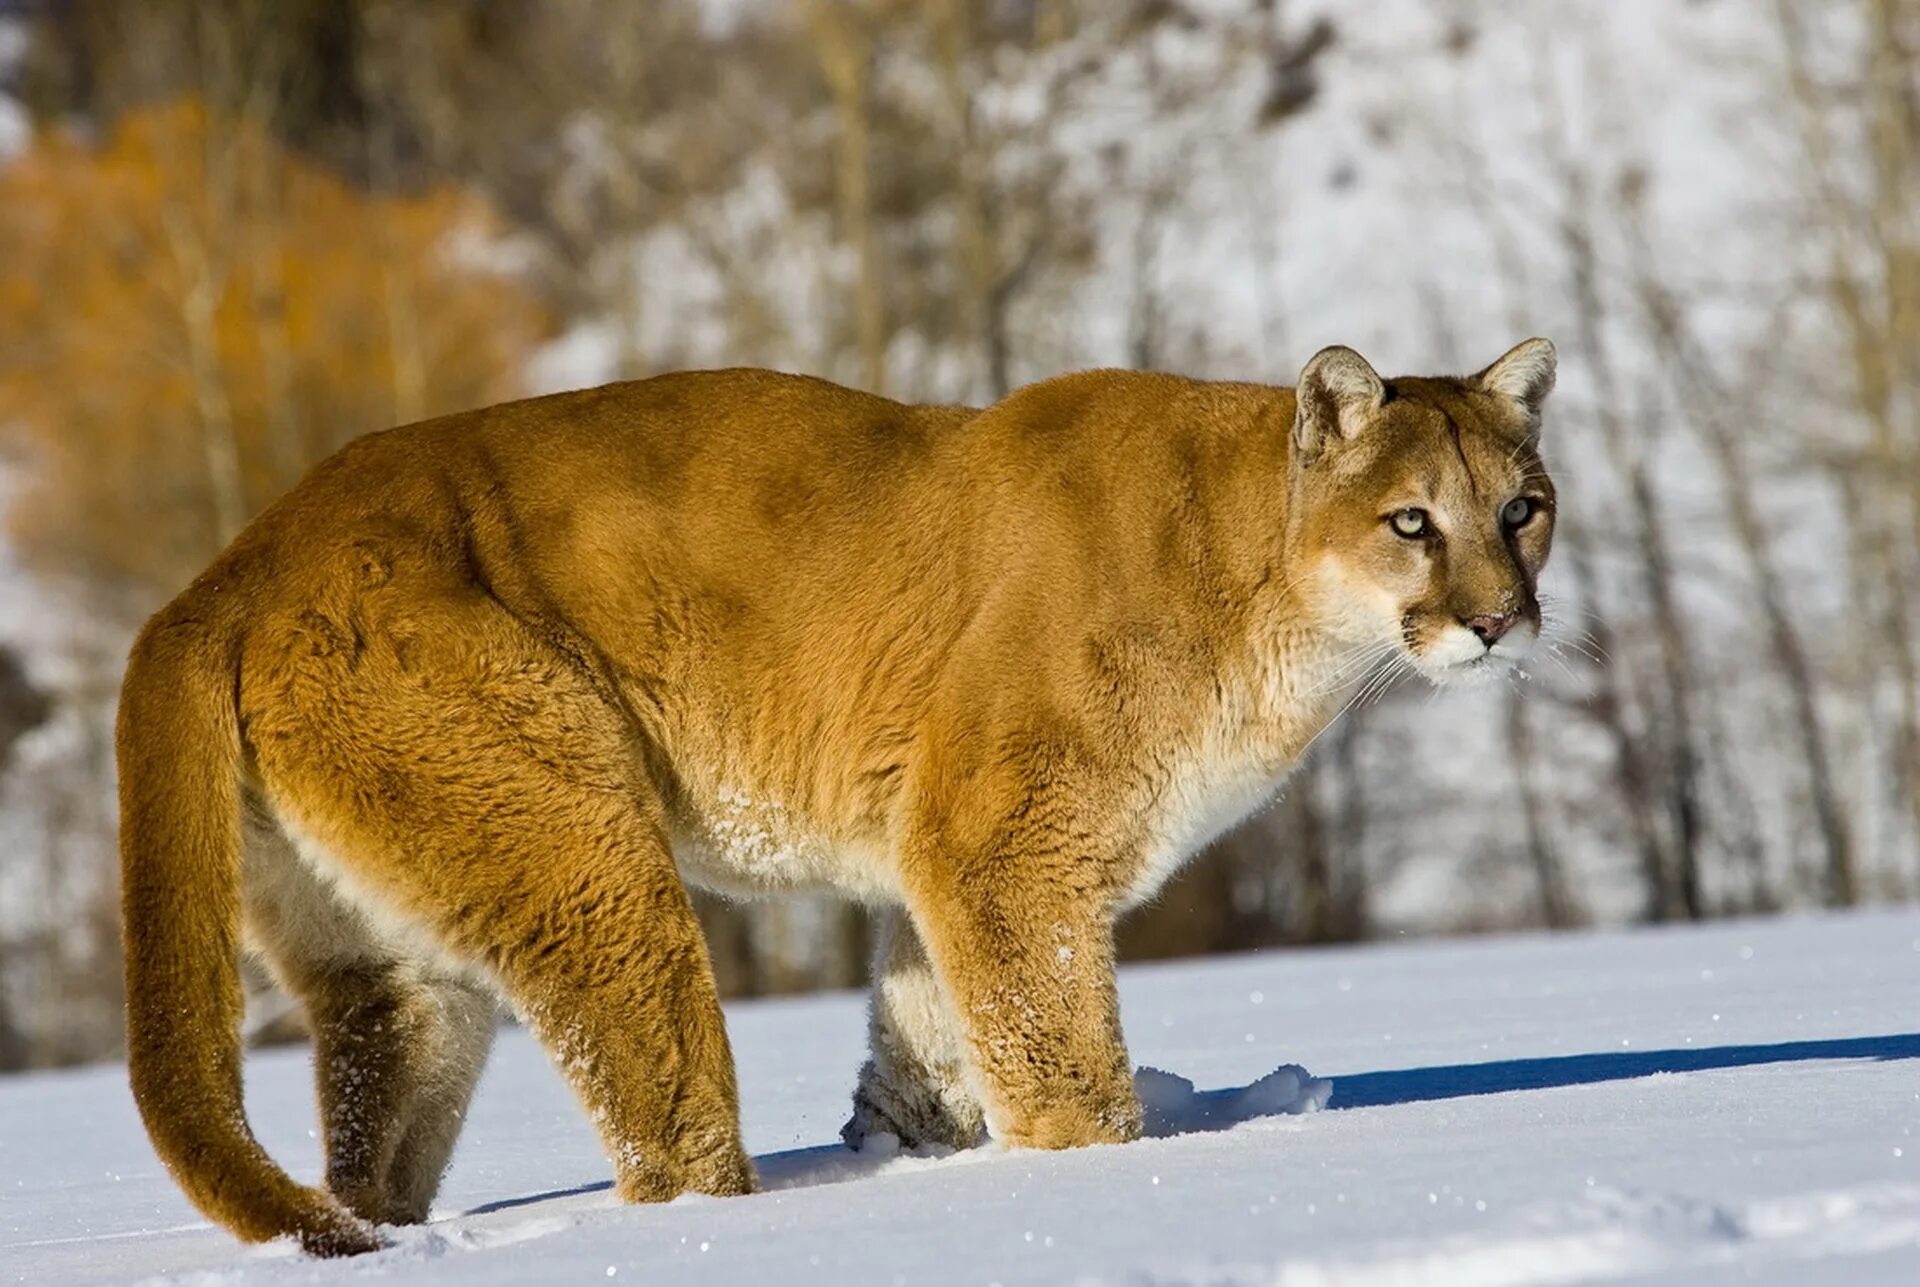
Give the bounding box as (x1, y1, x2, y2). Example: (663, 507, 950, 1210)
(1462, 612, 1519, 645)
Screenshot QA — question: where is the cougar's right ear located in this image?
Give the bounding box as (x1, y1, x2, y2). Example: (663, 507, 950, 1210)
(1293, 345, 1385, 462)
(1473, 337, 1557, 432)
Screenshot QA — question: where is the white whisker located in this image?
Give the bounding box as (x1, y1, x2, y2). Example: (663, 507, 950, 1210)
(1539, 641, 1583, 683)
(1308, 640, 1401, 696)
(1543, 627, 1610, 668)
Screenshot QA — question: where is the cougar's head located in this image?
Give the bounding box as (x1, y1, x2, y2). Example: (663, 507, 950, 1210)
(1286, 338, 1558, 687)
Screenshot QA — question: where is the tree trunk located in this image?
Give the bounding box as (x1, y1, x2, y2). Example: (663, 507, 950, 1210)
(809, 3, 888, 396)
(1630, 265, 1859, 906)
(1558, 198, 1705, 919)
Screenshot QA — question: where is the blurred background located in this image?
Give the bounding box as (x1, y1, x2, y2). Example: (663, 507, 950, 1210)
(0, 0, 1914, 1072)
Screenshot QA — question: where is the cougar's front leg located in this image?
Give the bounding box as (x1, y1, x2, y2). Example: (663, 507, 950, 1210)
(898, 767, 1141, 1151)
(844, 908, 985, 1152)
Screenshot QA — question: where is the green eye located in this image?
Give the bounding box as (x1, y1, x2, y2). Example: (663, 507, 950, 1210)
(1502, 496, 1538, 528)
(1389, 508, 1430, 539)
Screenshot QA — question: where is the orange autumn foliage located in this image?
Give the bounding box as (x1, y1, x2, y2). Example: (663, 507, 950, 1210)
(0, 99, 549, 612)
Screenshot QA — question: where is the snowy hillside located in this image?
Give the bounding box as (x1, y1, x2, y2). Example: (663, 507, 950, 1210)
(3, 910, 1916, 1286)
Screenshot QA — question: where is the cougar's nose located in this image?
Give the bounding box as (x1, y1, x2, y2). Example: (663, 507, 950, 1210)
(1462, 612, 1520, 646)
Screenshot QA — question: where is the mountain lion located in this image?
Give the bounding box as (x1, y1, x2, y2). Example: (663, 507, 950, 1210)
(116, 339, 1556, 1253)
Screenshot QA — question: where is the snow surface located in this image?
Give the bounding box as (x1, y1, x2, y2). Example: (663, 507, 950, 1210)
(2, 910, 1917, 1286)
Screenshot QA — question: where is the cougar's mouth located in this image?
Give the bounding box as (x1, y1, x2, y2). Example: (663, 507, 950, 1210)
(1410, 618, 1538, 688)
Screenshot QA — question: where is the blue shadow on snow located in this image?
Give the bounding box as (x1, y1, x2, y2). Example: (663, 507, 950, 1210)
(465, 1031, 1919, 1215)
(1321, 1031, 1920, 1110)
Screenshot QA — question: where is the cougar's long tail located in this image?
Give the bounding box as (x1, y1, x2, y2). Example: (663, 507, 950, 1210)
(117, 605, 380, 1256)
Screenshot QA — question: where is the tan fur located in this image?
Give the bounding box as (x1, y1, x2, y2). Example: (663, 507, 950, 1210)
(117, 340, 1557, 1253)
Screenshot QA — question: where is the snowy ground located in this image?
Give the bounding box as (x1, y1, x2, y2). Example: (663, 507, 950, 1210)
(2, 909, 1916, 1286)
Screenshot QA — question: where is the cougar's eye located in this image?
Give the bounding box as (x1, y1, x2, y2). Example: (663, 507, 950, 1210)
(1502, 496, 1538, 528)
(1388, 508, 1431, 539)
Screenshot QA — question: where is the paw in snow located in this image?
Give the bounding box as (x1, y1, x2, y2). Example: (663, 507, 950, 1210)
(1136, 1063, 1332, 1138)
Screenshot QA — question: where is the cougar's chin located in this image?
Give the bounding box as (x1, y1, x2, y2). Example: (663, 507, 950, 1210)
(1411, 621, 1537, 688)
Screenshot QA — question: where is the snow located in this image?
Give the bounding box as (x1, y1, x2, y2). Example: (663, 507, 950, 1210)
(3, 909, 1916, 1286)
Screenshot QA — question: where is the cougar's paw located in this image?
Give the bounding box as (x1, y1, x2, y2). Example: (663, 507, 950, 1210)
(294, 1201, 387, 1258)
(610, 1130, 757, 1204)
(842, 1059, 984, 1154)
(683, 1135, 758, 1198)
(999, 1088, 1143, 1151)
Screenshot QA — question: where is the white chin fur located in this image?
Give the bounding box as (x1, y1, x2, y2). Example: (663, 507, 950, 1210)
(1413, 620, 1537, 688)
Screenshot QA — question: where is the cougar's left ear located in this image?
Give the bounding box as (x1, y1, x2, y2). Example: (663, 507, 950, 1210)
(1294, 345, 1385, 462)
(1474, 337, 1557, 428)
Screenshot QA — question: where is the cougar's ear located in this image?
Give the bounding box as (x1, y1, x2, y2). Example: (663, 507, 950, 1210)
(1293, 345, 1386, 462)
(1474, 337, 1557, 428)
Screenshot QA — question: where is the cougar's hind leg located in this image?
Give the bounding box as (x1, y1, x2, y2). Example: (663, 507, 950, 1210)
(482, 816, 754, 1202)
(301, 963, 497, 1225)
(378, 975, 497, 1223)
(243, 804, 497, 1225)
(245, 571, 754, 1207)
(303, 966, 447, 1223)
